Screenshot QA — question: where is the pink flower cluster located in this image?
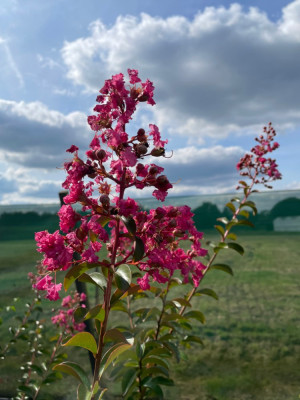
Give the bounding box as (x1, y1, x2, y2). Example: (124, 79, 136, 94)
(236, 123, 282, 187)
(51, 292, 86, 334)
(34, 69, 208, 299)
(108, 204, 208, 288)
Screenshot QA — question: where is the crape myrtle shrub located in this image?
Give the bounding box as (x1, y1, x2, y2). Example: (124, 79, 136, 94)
(24, 69, 281, 400)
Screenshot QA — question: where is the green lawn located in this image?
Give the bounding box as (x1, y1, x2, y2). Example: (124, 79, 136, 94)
(0, 233, 299, 399)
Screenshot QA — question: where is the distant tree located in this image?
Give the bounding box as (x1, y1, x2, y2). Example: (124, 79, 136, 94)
(193, 202, 222, 230)
(270, 197, 300, 218)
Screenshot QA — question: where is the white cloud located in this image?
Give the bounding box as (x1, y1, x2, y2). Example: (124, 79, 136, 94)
(0, 99, 90, 168)
(61, 2, 300, 142)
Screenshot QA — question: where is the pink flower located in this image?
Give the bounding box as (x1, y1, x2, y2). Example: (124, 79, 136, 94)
(118, 197, 139, 217)
(137, 273, 150, 290)
(58, 205, 80, 233)
(149, 124, 168, 148)
(128, 68, 141, 84)
(120, 147, 137, 167)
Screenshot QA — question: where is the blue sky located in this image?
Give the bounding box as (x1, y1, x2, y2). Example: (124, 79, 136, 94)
(0, 0, 299, 203)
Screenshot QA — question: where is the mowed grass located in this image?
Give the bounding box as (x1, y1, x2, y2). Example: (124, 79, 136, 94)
(0, 233, 300, 399)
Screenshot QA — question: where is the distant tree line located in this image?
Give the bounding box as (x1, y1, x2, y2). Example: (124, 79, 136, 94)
(0, 197, 299, 240)
(192, 197, 300, 231)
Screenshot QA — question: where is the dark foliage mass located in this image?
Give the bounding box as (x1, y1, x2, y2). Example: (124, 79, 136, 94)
(0, 196, 299, 241)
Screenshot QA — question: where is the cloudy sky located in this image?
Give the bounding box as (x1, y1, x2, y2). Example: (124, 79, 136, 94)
(0, 0, 299, 204)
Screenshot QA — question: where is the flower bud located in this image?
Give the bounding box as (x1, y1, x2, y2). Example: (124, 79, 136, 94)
(149, 165, 159, 175)
(151, 147, 165, 157)
(136, 144, 148, 155)
(168, 219, 177, 228)
(100, 194, 110, 207)
(94, 149, 107, 161)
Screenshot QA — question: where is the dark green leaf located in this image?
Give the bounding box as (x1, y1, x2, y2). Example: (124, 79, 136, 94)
(122, 368, 138, 396)
(237, 219, 254, 228)
(142, 356, 170, 370)
(78, 271, 107, 290)
(74, 307, 87, 323)
(227, 242, 244, 255)
(195, 288, 218, 300)
(152, 376, 174, 386)
(184, 310, 205, 324)
(115, 264, 132, 292)
(53, 361, 90, 389)
(241, 200, 257, 215)
(182, 335, 204, 346)
(121, 216, 136, 235)
(133, 236, 145, 262)
(210, 264, 234, 275)
(104, 329, 127, 344)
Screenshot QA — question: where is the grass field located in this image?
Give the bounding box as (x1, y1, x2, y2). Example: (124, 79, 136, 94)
(0, 233, 299, 399)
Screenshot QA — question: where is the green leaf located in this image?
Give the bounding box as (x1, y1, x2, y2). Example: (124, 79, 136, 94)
(214, 224, 225, 236)
(237, 219, 254, 228)
(115, 264, 132, 292)
(97, 215, 111, 227)
(77, 383, 92, 400)
(238, 180, 248, 187)
(170, 298, 192, 308)
(99, 343, 132, 378)
(182, 335, 204, 346)
(74, 307, 87, 323)
(104, 329, 127, 344)
(231, 196, 241, 203)
(225, 202, 236, 213)
(152, 376, 174, 386)
(143, 379, 164, 398)
(64, 262, 99, 291)
(168, 277, 182, 289)
(122, 368, 138, 397)
(133, 236, 145, 262)
(195, 288, 218, 300)
(78, 271, 107, 290)
(63, 332, 97, 355)
(141, 366, 169, 379)
(17, 385, 35, 397)
(162, 313, 185, 322)
(142, 356, 170, 370)
(239, 209, 249, 218)
(241, 200, 257, 215)
(217, 217, 229, 225)
(97, 388, 108, 399)
(227, 242, 244, 255)
(210, 264, 234, 275)
(84, 305, 105, 322)
(184, 310, 205, 324)
(227, 232, 237, 241)
(53, 361, 90, 389)
(121, 216, 136, 235)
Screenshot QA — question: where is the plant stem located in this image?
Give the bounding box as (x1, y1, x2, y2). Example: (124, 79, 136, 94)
(91, 169, 126, 398)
